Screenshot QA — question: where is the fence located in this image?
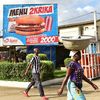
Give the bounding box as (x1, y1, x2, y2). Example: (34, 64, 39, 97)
(81, 44, 100, 80)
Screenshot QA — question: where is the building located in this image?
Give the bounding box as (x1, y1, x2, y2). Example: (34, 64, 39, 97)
(59, 20, 100, 79)
(59, 19, 100, 51)
(1, 19, 100, 73)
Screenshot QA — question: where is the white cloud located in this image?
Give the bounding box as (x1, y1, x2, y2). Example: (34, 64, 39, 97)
(0, 0, 100, 29)
(63, 10, 69, 13)
(84, 6, 95, 12)
(77, 8, 83, 12)
(77, 5, 95, 13)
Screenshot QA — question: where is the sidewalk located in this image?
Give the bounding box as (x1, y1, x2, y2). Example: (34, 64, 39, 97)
(0, 79, 100, 100)
(0, 78, 64, 88)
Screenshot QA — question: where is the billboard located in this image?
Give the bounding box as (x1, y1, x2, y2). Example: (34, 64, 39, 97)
(3, 4, 58, 45)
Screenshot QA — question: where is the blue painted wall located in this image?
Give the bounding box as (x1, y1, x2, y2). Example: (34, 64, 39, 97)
(27, 45, 56, 65)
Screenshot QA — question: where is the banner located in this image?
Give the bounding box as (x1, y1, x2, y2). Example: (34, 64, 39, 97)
(3, 4, 58, 45)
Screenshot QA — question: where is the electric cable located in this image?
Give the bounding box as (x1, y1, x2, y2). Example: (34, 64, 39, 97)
(59, 12, 93, 23)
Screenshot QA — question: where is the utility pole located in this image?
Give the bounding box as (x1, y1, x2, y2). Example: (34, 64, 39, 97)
(93, 11, 98, 42)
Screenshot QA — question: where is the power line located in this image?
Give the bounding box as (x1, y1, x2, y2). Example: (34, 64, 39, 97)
(97, 12, 100, 15)
(59, 12, 93, 23)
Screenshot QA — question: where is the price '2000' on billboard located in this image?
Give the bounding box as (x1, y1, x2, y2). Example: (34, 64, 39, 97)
(3, 4, 58, 45)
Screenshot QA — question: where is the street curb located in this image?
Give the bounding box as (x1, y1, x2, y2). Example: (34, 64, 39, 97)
(0, 78, 64, 88)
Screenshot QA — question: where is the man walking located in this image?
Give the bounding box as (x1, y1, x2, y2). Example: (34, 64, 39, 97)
(24, 48, 48, 100)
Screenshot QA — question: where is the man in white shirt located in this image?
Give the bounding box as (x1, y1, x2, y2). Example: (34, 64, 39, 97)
(24, 48, 48, 100)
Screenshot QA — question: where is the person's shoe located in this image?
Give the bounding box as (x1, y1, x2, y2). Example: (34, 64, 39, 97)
(41, 96, 48, 100)
(23, 91, 29, 97)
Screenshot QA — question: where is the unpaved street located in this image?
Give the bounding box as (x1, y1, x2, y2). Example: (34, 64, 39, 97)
(0, 79, 100, 100)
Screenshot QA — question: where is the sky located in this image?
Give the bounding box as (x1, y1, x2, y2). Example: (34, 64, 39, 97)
(0, 0, 100, 36)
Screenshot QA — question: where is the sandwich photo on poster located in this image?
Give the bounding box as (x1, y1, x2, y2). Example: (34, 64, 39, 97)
(3, 4, 58, 45)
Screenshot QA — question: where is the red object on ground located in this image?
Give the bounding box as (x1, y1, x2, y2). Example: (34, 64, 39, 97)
(23, 91, 29, 97)
(41, 96, 48, 100)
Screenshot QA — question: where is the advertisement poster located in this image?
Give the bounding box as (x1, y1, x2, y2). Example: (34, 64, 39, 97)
(3, 4, 58, 45)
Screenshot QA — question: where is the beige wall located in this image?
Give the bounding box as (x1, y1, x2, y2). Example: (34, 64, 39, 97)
(59, 20, 100, 52)
(59, 22, 100, 41)
(0, 38, 3, 46)
(97, 21, 100, 40)
(59, 27, 81, 42)
(83, 24, 95, 36)
(59, 27, 81, 36)
(97, 26, 100, 40)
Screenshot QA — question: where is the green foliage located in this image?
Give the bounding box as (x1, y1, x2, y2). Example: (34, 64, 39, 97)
(39, 54, 48, 60)
(64, 58, 72, 67)
(0, 61, 54, 82)
(0, 62, 28, 81)
(26, 53, 34, 62)
(54, 70, 66, 78)
(26, 53, 48, 62)
(40, 60, 54, 81)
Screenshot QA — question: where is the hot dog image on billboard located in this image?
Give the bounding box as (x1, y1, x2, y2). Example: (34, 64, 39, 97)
(3, 4, 58, 45)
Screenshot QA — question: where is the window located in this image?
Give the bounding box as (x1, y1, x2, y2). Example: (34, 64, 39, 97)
(84, 27, 89, 31)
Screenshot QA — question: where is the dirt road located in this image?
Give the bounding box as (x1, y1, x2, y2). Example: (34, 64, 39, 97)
(0, 79, 100, 100)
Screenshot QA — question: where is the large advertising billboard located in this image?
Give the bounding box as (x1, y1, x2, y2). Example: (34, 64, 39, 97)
(3, 4, 58, 45)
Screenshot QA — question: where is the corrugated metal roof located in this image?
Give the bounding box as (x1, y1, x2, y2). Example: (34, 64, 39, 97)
(59, 19, 100, 29)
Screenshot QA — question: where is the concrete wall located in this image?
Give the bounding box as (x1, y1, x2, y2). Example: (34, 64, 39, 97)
(83, 24, 95, 36)
(0, 38, 3, 46)
(97, 26, 100, 40)
(59, 21, 100, 52)
(59, 27, 81, 42)
(59, 27, 81, 36)
(59, 21, 100, 41)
